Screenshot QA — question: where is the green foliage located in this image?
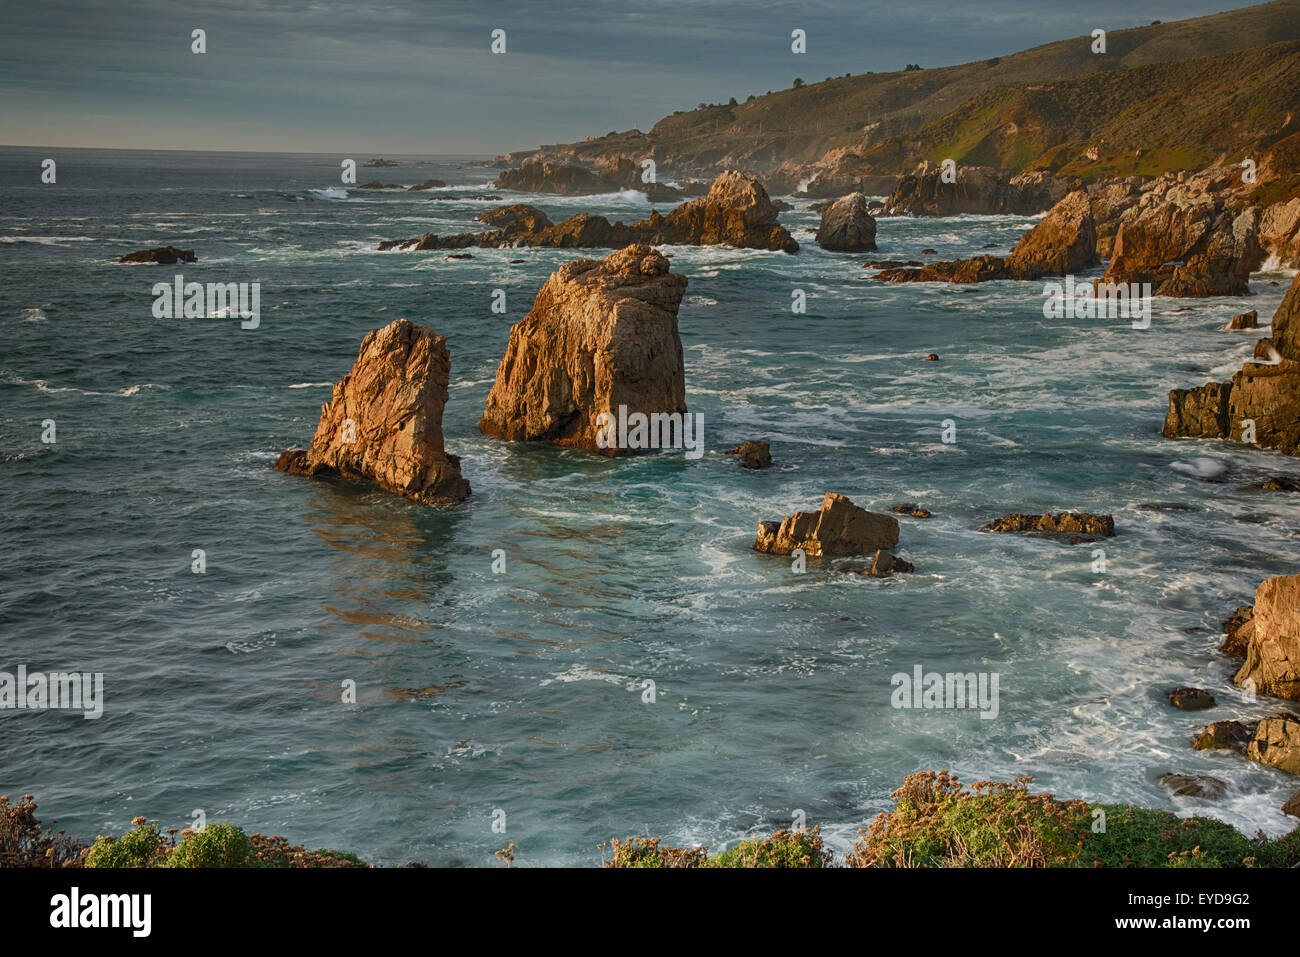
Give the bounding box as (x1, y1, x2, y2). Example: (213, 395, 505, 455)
(164, 824, 259, 868)
(84, 819, 168, 868)
(705, 828, 830, 868)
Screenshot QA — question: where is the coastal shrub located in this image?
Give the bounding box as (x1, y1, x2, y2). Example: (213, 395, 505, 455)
(1077, 805, 1284, 868)
(601, 837, 708, 868)
(844, 771, 1088, 867)
(84, 817, 169, 868)
(706, 827, 830, 868)
(0, 794, 86, 868)
(164, 823, 258, 868)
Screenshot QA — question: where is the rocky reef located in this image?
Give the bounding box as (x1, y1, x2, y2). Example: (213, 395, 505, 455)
(754, 492, 900, 558)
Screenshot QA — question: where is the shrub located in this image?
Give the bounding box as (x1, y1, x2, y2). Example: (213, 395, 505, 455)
(706, 827, 830, 868)
(601, 837, 708, 868)
(84, 817, 168, 868)
(0, 794, 85, 868)
(165, 824, 258, 868)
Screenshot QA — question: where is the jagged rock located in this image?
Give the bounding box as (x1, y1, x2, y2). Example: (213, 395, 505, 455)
(1089, 176, 1148, 258)
(1159, 773, 1227, 799)
(1285, 790, 1300, 817)
(982, 512, 1114, 542)
(754, 492, 899, 558)
(883, 161, 1069, 216)
(119, 246, 196, 264)
(1233, 574, 1300, 701)
(380, 171, 797, 253)
(1261, 197, 1300, 269)
(1167, 688, 1215, 710)
(495, 159, 623, 194)
(1192, 719, 1255, 752)
(408, 179, 447, 191)
(1221, 605, 1255, 658)
(273, 318, 469, 504)
(726, 441, 771, 469)
(1245, 714, 1300, 774)
(1224, 310, 1258, 330)
(862, 549, 914, 577)
(1099, 166, 1264, 296)
(815, 193, 877, 252)
(1270, 272, 1300, 361)
(1005, 189, 1097, 278)
(478, 245, 688, 454)
(1162, 380, 1233, 441)
(873, 189, 1096, 284)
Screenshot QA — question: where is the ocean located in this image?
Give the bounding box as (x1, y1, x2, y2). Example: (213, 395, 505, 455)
(2, 146, 1298, 866)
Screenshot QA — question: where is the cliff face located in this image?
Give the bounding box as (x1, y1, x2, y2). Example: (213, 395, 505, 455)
(479, 245, 689, 455)
(275, 318, 469, 504)
(1235, 574, 1300, 702)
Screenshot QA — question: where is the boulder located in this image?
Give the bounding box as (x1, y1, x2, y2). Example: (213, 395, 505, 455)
(1245, 713, 1300, 774)
(891, 504, 932, 518)
(1167, 688, 1215, 710)
(862, 549, 914, 577)
(478, 245, 688, 454)
(1223, 310, 1258, 331)
(982, 512, 1114, 542)
(1285, 790, 1300, 817)
(815, 193, 877, 252)
(273, 318, 469, 504)
(1234, 574, 1300, 701)
(726, 441, 772, 469)
(754, 492, 899, 558)
(119, 246, 196, 264)
(408, 179, 447, 191)
(1192, 719, 1255, 752)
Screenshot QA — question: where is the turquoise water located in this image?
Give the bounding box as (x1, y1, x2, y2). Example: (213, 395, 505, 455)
(2, 147, 1298, 866)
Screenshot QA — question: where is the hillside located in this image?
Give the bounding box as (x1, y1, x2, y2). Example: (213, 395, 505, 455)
(497, 0, 1300, 180)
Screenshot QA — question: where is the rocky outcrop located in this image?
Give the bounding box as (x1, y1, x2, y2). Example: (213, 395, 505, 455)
(1260, 198, 1300, 268)
(726, 441, 771, 469)
(754, 492, 899, 558)
(119, 246, 196, 264)
(357, 181, 400, 189)
(815, 194, 877, 252)
(860, 549, 915, 577)
(882, 161, 1071, 217)
(478, 245, 688, 454)
(1098, 166, 1265, 296)
(274, 318, 469, 504)
(495, 159, 619, 194)
(873, 189, 1095, 283)
(380, 171, 798, 253)
(1245, 714, 1300, 774)
(408, 179, 447, 191)
(1193, 719, 1255, 752)
(891, 504, 932, 519)
(1159, 773, 1226, 799)
(1224, 310, 1258, 330)
(982, 512, 1114, 542)
(1233, 574, 1300, 701)
(1221, 605, 1255, 658)
(1163, 273, 1300, 456)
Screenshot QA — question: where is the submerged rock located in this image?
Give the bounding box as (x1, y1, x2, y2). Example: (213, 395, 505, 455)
(726, 441, 772, 469)
(119, 246, 196, 264)
(1159, 773, 1227, 799)
(754, 492, 899, 558)
(890, 504, 932, 518)
(478, 245, 688, 454)
(274, 318, 469, 504)
(815, 193, 877, 252)
(357, 181, 400, 189)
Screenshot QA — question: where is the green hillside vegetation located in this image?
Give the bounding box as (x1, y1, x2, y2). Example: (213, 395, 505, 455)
(511, 1, 1300, 177)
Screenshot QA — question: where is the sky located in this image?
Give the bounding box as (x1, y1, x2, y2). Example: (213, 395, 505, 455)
(0, 0, 1249, 156)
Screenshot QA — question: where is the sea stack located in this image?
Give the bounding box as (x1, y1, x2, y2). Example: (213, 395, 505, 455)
(815, 193, 878, 252)
(274, 318, 469, 504)
(479, 244, 689, 454)
(754, 492, 900, 557)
